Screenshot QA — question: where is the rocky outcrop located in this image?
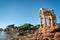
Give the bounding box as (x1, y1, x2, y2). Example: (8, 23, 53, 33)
(10, 8, 60, 40)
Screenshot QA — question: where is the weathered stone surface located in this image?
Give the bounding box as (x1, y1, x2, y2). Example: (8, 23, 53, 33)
(54, 32, 60, 40)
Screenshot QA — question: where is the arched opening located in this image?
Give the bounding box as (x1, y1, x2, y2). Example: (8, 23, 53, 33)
(48, 17, 51, 27)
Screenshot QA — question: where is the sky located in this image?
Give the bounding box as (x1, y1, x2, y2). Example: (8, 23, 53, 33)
(0, 0, 60, 29)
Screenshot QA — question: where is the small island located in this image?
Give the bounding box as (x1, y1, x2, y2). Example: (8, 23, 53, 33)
(0, 28, 3, 31)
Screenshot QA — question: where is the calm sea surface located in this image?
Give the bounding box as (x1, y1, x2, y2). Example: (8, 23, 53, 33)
(0, 31, 17, 40)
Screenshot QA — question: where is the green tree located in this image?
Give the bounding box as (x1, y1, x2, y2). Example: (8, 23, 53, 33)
(7, 24, 15, 28)
(18, 23, 34, 31)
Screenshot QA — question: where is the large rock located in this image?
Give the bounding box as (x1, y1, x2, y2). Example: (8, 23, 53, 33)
(54, 32, 60, 40)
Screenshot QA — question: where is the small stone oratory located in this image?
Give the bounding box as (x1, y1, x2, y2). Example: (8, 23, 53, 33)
(39, 8, 56, 28)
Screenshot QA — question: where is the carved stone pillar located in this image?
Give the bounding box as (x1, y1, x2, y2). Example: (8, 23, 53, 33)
(40, 18, 42, 28)
(51, 17, 53, 27)
(53, 20, 56, 26)
(51, 20, 52, 26)
(48, 17, 51, 27)
(48, 17, 54, 27)
(53, 17, 56, 26)
(44, 17, 47, 27)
